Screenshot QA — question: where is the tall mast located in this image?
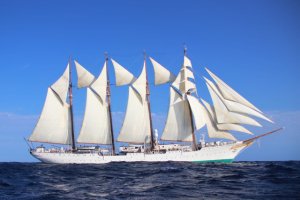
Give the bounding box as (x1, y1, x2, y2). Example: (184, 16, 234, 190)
(105, 53, 116, 155)
(68, 58, 76, 151)
(145, 51, 155, 151)
(184, 47, 197, 151)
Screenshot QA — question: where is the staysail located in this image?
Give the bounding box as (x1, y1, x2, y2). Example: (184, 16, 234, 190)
(200, 99, 237, 141)
(197, 94, 252, 135)
(29, 65, 72, 144)
(204, 75, 272, 123)
(206, 68, 262, 112)
(205, 77, 262, 127)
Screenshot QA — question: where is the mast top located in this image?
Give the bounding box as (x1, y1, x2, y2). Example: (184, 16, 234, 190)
(143, 50, 147, 61)
(104, 52, 108, 61)
(184, 45, 187, 56)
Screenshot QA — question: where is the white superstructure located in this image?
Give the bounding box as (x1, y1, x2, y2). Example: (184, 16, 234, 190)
(28, 49, 280, 164)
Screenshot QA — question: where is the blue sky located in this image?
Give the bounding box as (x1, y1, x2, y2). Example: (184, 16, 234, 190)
(0, 0, 299, 162)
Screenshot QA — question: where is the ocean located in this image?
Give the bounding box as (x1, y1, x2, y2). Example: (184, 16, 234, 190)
(0, 161, 299, 199)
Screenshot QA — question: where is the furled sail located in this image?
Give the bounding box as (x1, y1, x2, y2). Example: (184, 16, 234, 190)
(29, 88, 72, 144)
(111, 58, 136, 86)
(149, 57, 176, 85)
(50, 64, 70, 102)
(200, 99, 237, 141)
(117, 64, 151, 144)
(74, 60, 95, 88)
(172, 55, 197, 94)
(77, 62, 112, 144)
(161, 87, 193, 142)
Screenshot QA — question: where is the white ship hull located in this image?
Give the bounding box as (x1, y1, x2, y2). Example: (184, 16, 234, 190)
(30, 141, 251, 164)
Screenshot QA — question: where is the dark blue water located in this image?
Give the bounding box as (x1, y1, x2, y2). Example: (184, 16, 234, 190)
(0, 161, 299, 199)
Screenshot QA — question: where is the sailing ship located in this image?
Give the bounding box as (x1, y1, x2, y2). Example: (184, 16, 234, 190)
(28, 49, 281, 163)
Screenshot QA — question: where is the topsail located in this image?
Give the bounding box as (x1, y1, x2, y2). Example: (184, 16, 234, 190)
(74, 60, 95, 88)
(111, 59, 136, 86)
(149, 57, 176, 85)
(172, 56, 197, 94)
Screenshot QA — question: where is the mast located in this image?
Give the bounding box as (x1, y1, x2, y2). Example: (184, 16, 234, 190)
(68, 58, 76, 151)
(145, 51, 155, 151)
(105, 53, 116, 155)
(188, 100, 197, 151)
(184, 47, 197, 151)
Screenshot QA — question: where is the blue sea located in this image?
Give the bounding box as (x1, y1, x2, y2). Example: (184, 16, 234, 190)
(0, 161, 299, 199)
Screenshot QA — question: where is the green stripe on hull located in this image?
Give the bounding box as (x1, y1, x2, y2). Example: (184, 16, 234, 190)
(193, 159, 233, 163)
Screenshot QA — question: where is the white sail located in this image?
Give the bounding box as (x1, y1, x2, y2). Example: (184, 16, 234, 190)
(132, 61, 147, 101)
(77, 88, 112, 144)
(172, 56, 196, 94)
(200, 99, 237, 141)
(186, 95, 206, 130)
(184, 55, 192, 68)
(206, 68, 263, 113)
(117, 86, 151, 143)
(217, 123, 252, 135)
(172, 69, 196, 93)
(149, 57, 176, 85)
(51, 64, 70, 102)
(90, 62, 107, 102)
(224, 99, 273, 123)
(200, 97, 252, 134)
(111, 58, 136, 86)
(74, 60, 95, 88)
(205, 78, 262, 127)
(29, 88, 72, 144)
(161, 87, 193, 142)
(205, 77, 272, 124)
